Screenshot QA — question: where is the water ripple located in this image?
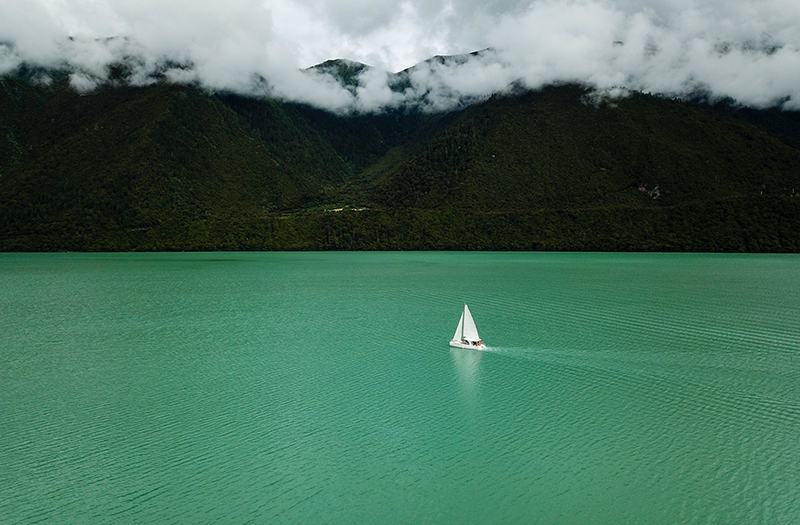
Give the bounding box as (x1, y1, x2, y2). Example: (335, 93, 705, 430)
(2, 252, 799, 523)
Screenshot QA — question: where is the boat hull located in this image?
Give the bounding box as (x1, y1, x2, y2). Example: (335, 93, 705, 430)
(450, 340, 487, 350)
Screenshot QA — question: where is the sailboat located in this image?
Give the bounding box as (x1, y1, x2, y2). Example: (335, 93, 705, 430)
(450, 304, 487, 349)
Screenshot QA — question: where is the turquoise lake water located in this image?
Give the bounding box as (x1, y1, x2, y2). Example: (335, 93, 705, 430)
(1, 252, 799, 523)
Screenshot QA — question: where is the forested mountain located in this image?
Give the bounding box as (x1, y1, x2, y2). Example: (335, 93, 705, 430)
(2, 63, 799, 251)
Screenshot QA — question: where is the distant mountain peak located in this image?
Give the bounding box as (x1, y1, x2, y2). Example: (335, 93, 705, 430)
(307, 59, 372, 91)
(398, 48, 496, 74)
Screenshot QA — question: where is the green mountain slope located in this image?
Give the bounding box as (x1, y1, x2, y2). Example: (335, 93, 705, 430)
(372, 85, 800, 210)
(0, 76, 333, 249)
(1, 70, 799, 252)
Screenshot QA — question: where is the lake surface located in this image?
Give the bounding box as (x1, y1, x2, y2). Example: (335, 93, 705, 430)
(2, 252, 799, 523)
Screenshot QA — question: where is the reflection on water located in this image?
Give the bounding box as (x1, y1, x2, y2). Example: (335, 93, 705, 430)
(450, 347, 483, 396)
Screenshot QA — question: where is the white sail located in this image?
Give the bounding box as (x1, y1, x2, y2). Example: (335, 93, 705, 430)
(453, 312, 464, 341)
(462, 304, 480, 341)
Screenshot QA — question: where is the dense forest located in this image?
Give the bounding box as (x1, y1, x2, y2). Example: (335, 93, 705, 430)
(2, 63, 799, 252)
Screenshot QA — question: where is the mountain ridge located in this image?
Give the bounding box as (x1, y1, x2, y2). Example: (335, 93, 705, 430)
(1, 63, 799, 252)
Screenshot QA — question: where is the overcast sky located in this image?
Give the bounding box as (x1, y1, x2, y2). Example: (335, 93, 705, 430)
(2, 0, 800, 111)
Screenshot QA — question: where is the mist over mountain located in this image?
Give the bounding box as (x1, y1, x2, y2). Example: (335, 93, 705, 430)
(2, 0, 800, 113)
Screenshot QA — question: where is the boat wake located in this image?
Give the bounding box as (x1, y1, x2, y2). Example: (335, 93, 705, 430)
(481, 346, 547, 360)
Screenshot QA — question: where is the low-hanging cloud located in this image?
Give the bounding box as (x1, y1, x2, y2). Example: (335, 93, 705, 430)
(1, 0, 799, 112)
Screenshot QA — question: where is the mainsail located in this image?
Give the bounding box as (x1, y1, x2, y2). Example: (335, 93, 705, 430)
(462, 304, 480, 341)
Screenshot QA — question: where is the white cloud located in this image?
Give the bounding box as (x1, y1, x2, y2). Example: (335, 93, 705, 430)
(1, 0, 799, 111)
(355, 67, 403, 111)
(69, 71, 100, 92)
